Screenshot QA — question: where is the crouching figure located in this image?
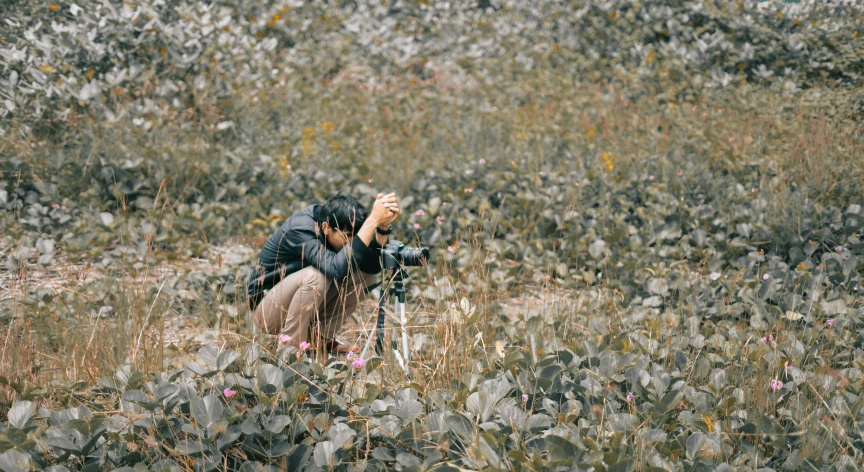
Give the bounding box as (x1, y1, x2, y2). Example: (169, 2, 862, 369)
(246, 193, 400, 354)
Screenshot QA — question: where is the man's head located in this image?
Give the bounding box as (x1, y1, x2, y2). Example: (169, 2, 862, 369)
(316, 194, 367, 251)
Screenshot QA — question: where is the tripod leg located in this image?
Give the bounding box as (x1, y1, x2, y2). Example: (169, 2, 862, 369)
(360, 289, 388, 359)
(376, 302, 387, 356)
(394, 300, 411, 379)
(398, 300, 409, 364)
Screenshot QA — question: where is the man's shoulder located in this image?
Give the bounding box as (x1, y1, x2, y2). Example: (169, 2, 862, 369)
(277, 205, 319, 243)
(285, 205, 317, 226)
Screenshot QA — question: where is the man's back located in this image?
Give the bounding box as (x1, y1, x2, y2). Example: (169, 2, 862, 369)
(246, 205, 320, 310)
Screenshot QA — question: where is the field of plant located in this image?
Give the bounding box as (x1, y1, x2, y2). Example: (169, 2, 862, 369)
(2, 0, 864, 470)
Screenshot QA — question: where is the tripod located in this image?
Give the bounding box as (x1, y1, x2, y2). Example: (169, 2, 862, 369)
(360, 265, 413, 379)
(359, 240, 429, 379)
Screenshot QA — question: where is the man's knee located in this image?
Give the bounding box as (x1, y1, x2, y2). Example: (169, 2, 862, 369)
(299, 267, 328, 293)
(362, 272, 379, 286)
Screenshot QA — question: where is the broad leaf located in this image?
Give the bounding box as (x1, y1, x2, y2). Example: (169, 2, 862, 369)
(7, 400, 36, 429)
(313, 441, 337, 468)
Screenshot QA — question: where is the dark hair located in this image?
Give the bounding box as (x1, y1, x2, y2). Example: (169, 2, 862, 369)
(316, 194, 367, 234)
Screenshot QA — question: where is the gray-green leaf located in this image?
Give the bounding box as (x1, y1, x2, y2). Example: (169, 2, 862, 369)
(8, 400, 36, 429)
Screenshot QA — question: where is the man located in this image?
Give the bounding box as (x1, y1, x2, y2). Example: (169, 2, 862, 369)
(247, 193, 401, 353)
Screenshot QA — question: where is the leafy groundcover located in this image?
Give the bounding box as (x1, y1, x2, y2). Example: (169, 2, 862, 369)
(0, 316, 853, 472)
(3, 0, 864, 470)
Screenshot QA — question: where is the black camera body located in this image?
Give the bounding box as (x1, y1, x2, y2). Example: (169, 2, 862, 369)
(382, 240, 429, 269)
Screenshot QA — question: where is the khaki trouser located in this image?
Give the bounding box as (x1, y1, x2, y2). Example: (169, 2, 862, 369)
(251, 267, 378, 348)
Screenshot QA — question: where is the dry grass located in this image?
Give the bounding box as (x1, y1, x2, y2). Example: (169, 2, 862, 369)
(2, 72, 863, 407)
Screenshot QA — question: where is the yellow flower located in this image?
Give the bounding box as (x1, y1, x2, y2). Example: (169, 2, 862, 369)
(319, 121, 334, 135)
(587, 127, 596, 139)
(49, 4, 60, 11)
(273, 14, 281, 20)
(86, 69, 95, 79)
(600, 151, 615, 172)
(39, 65, 55, 73)
(702, 414, 714, 432)
(279, 157, 291, 174)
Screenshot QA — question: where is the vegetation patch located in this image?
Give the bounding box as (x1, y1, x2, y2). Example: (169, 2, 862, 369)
(2, 0, 864, 470)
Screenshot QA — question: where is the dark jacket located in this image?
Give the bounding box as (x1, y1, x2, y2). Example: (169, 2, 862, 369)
(246, 205, 382, 310)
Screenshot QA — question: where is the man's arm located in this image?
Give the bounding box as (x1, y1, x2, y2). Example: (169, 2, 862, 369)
(355, 192, 399, 246)
(374, 229, 388, 247)
(297, 194, 400, 278)
(353, 193, 399, 273)
(300, 237, 364, 279)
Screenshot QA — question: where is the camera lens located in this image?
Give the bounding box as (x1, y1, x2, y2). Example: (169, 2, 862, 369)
(383, 240, 430, 268)
(398, 247, 430, 266)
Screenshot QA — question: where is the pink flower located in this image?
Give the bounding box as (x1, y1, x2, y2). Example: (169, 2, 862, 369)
(709, 272, 721, 281)
(279, 334, 291, 343)
(436, 215, 445, 224)
(61, 206, 67, 210)
(835, 246, 843, 252)
(52, 203, 60, 209)
(827, 319, 835, 327)
(479, 158, 486, 165)
(223, 388, 237, 398)
(761, 334, 774, 343)
(763, 274, 770, 280)
(413, 223, 420, 229)
(447, 246, 454, 253)
(415, 209, 425, 217)
(648, 175, 655, 181)
(346, 352, 354, 361)
(299, 341, 311, 351)
(521, 394, 528, 403)
(769, 379, 783, 392)
(464, 188, 473, 193)
(351, 358, 366, 369)
(465, 169, 473, 175)
(626, 392, 634, 402)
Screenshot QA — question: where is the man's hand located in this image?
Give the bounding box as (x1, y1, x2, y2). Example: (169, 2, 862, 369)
(371, 193, 400, 228)
(358, 193, 401, 248)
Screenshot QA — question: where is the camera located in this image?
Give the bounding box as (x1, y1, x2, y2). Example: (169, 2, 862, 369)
(382, 240, 429, 269)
